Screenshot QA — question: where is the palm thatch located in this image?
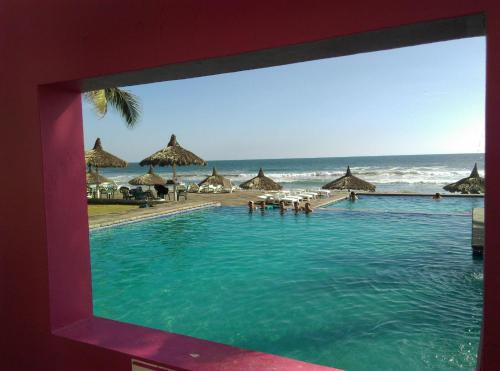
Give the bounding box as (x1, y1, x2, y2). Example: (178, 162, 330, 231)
(86, 169, 112, 185)
(139, 134, 206, 201)
(129, 166, 166, 186)
(85, 138, 128, 168)
(239, 168, 282, 191)
(198, 167, 232, 189)
(322, 166, 376, 191)
(443, 163, 484, 194)
(139, 134, 206, 168)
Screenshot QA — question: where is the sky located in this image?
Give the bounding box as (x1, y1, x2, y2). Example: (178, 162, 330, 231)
(83, 36, 485, 162)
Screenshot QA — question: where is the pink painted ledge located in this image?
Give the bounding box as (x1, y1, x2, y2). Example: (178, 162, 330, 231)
(53, 316, 341, 371)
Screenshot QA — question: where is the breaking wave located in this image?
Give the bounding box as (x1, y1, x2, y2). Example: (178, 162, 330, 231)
(100, 154, 484, 193)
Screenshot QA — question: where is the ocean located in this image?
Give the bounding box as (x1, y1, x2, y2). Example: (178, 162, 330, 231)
(98, 153, 484, 194)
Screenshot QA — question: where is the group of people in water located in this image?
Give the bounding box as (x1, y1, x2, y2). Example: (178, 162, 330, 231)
(248, 190, 362, 214)
(249, 190, 444, 214)
(247, 200, 313, 214)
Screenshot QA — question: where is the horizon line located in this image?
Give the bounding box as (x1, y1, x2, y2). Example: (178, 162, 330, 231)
(125, 151, 484, 163)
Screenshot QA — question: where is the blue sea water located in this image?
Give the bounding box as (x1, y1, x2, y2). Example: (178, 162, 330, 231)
(98, 153, 484, 193)
(90, 196, 483, 370)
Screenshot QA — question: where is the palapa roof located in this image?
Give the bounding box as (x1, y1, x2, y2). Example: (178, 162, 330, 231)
(239, 168, 282, 191)
(443, 163, 484, 194)
(85, 138, 127, 168)
(139, 134, 207, 167)
(322, 166, 376, 191)
(198, 167, 232, 189)
(129, 166, 166, 186)
(86, 169, 112, 185)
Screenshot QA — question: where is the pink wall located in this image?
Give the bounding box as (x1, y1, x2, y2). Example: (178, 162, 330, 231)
(482, 6, 500, 368)
(0, 1, 498, 370)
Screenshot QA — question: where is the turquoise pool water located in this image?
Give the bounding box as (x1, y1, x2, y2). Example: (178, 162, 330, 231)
(90, 197, 483, 370)
(327, 195, 484, 215)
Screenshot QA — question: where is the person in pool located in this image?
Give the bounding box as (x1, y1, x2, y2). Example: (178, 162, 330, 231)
(293, 201, 300, 213)
(433, 192, 442, 200)
(248, 200, 256, 211)
(279, 200, 287, 213)
(304, 202, 313, 213)
(349, 191, 358, 201)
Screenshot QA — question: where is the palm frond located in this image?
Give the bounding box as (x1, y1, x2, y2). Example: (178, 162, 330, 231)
(104, 87, 141, 128)
(84, 90, 108, 117)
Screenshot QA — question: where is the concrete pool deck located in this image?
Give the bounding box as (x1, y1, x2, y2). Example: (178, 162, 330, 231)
(472, 207, 485, 255)
(89, 201, 221, 230)
(88, 190, 349, 229)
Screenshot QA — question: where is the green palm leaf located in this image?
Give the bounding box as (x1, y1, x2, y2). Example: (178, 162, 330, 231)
(85, 89, 108, 116)
(84, 87, 141, 128)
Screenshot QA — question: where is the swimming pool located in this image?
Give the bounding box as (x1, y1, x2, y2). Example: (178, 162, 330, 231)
(326, 194, 484, 215)
(90, 196, 483, 370)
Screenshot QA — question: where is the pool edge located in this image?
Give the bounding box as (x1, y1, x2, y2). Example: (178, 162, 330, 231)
(89, 202, 221, 231)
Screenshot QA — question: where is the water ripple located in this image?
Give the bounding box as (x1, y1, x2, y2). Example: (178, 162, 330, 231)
(91, 203, 482, 371)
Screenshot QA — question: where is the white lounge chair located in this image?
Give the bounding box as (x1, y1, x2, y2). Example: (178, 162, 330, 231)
(318, 190, 331, 198)
(199, 184, 214, 193)
(297, 193, 314, 201)
(277, 193, 301, 204)
(305, 190, 319, 198)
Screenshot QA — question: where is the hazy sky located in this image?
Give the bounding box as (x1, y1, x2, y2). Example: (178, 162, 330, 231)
(83, 36, 485, 162)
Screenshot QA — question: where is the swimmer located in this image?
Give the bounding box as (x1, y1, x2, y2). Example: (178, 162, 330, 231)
(279, 200, 287, 213)
(260, 201, 266, 210)
(293, 201, 300, 213)
(349, 191, 358, 201)
(433, 192, 442, 200)
(304, 202, 313, 213)
(248, 200, 256, 211)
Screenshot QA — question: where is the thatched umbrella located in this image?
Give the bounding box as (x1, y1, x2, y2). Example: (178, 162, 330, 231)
(129, 166, 167, 190)
(322, 166, 376, 191)
(139, 134, 206, 199)
(198, 167, 232, 189)
(85, 138, 127, 197)
(85, 138, 128, 169)
(86, 168, 112, 185)
(240, 168, 282, 191)
(443, 163, 484, 194)
(86, 168, 113, 198)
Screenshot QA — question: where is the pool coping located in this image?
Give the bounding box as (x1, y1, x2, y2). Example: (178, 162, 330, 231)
(472, 207, 485, 255)
(357, 192, 484, 197)
(315, 195, 349, 208)
(89, 202, 221, 231)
